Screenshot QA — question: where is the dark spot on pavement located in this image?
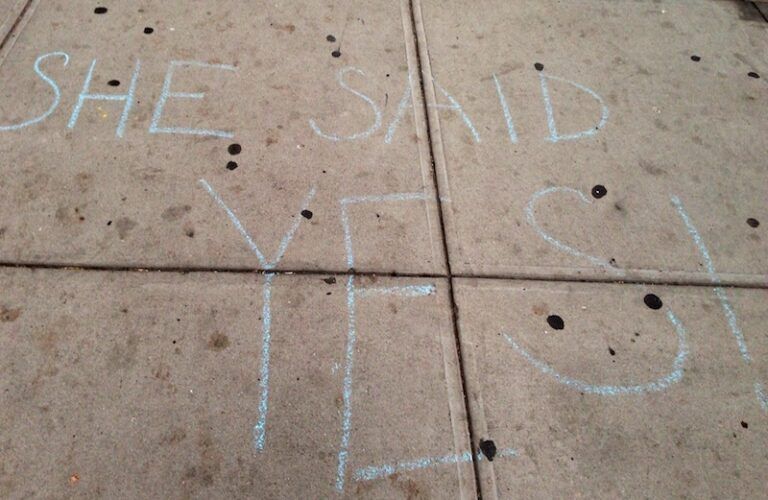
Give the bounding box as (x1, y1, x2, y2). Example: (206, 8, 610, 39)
(160, 427, 187, 445)
(547, 315, 565, 330)
(332, 50, 341, 58)
(94, 6, 107, 14)
(746, 218, 759, 228)
(326, 34, 336, 42)
(144, 27, 154, 34)
(271, 23, 295, 33)
(226, 161, 238, 171)
(690, 55, 700, 62)
(748, 72, 760, 79)
(532, 303, 547, 316)
(228, 143, 242, 155)
(162, 205, 192, 221)
(534, 62, 544, 71)
(644, 293, 663, 310)
(323, 277, 336, 285)
(1, 306, 21, 322)
(108, 79, 120, 87)
(115, 217, 137, 240)
(640, 159, 666, 176)
(479, 439, 497, 461)
(208, 332, 230, 351)
(740, 421, 748, 429)
(301, 209, 313, 220)
(591, 185, 607, 199)
(608, 347, 616, 356)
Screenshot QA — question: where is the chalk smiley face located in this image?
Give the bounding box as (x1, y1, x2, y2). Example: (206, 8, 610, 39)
(501, 292, 690, 396)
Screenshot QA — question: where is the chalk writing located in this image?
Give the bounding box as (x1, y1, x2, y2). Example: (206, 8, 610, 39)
(309, 67, 382, 141)
(200, 179, 316, 451)
(340, 192, 429, 269)
(150, 61, 237, 138)
(431, 81, 481, 143)
(354, 448, 518, 482)
(492, 74, 518, 143)
(539, 72, 609, 142)
(384, 83, 413, 144)
(3, 53, 614, 148)
(68, 59, 141, 138)
(0, 52, 69, 131)
(671, 195, 765, 411)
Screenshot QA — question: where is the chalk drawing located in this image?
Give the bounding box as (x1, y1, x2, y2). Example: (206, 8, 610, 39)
(431, 81, 481, 143)
(502, 308, 689, 396)
(755, 382, 768, 412)
(671, 195, 765, 411)
(252, 272, 275, 452)
(340, 192, 429, 269)
(68, 59, 141, 138)
(150, 61, 236, 138)
(671, 195, 750, 361)
(200, 179, 316, 451)
(526, 186, 622, 272)
(336, 276, 439, 491)
(0, 52, 69, 131)
(336, 274, 358, 491)
(199, 179, 316, 270)
(354, 448, 518, 482)
(357, 284, 436, 298)
(335, 190, 448, 490)
(309, 67, 382, 141)
(384, 83, 412, 144)
(538, 72, 609, 142)
(492, 74, 518, 143)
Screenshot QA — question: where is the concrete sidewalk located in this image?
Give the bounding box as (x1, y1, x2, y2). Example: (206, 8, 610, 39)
(0, 0, 765, 498)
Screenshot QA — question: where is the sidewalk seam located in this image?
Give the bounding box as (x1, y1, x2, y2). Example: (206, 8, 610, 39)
(1, 261, 767, 290)
(406, 0, 484, 498)
(0, 0, 35, 64)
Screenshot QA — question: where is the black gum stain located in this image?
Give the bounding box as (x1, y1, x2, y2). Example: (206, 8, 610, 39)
(547, 315, 565, 330)
(591, 185, 607, 199)
(644, 293, 663, 310)
(479, 439, 497, 461)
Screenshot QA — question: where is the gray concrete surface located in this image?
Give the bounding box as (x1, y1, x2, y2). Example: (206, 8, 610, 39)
(0, 268, 472, 498)
(419, 0, 768, 284)
(0, 0, 26, 43)
(455, 278, 768, 498)
(0, 0, 766, 498)
(0, 0, 443, 274)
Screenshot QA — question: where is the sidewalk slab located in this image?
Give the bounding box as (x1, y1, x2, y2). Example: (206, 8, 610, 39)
(417, 0, 768, 284)
(0, 0, 26, 44)
(454, 278, 768, 498)
(0, 0, 444, 275)
(0, 268, 473, 498)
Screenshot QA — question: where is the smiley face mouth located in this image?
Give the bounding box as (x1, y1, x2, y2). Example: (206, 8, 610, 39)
(501, 308, 689, 396)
